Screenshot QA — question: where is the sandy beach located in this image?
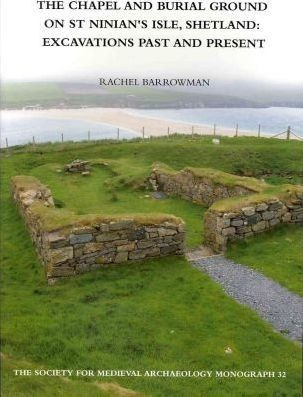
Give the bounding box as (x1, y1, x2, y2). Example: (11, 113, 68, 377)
(35, 107, 271, 138)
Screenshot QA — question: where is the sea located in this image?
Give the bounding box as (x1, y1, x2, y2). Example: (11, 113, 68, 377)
(0, 111, 136, 148)
(130, 107, 303, 138)
(1, 107, 302, 147)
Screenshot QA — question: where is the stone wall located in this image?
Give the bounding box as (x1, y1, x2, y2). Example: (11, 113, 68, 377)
(204, 193, 303, 252)
(12, 176, 185, 283)
(149, 165, 264, 206)
(149, 163, 303, 253)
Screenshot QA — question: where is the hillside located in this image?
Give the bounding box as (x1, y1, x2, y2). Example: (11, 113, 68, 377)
(1, 82, 263, 109)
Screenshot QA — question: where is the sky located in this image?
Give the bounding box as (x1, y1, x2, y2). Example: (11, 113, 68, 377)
(1, 0, 303, 85)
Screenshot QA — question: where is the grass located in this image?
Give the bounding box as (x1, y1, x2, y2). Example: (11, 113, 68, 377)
(3, 135, 302, 184)
(1, 82, 65, 107)
(1, 136, 303, 396)
(1, 354, 109, 397)
(211, 184, 303, 212)
(227, 225, 303, 296)
(154, 162, 267, 192)
(29, 165, 204, 246)
(2, 82, 252, 109)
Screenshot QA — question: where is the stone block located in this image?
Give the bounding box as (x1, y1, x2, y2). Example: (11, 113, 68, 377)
(217, 217, 230, 229)
(286, 204, 301, 210)
(292, 208, 303, 214)
(247, 213, 262, 225)
(75, 262, 91, 274)
(158, 228, 177, 237)
(236, 226, 252, 234)
(242, 207, 255, 216)
(128, 229, 146, 241)
(163, 222, 178, 229)
(231, 218, 244, 227)
(223, 213, 238, 220)
(96, 253, 115, 264)
(137, 240, 154, 249)
(48, 247, 73, 265)
(160, 244, 179, 255)
(262, 211, 275, 221)
(129, 250, 147, 260)
(256, 203, 268, 212)
(112, 239, 129, 246)
(47, 232, 68, 249)
(290, 199, 302, 205)
(252, 221, 266, 232)
(145, 247, 161, 257)
(117, 242, 135, 252)
(74, 247, 83, 258)
(148, 232, 159, 238)
(100, 224, 110, 232)
(85, 256, 99, 265)
(177, 224, 185, 233)
(173, 233, 185, 242)
(72, 226, 96, 235)
(83, 242, 105, 254)
(70, 233, 93, 245)
(109, 220, 134, 231)
(96, 232, 121, 242)
(222, 227, 236, 236)
(115, 252, 129, 263)
(269, 218, 280, 227)
(268, 201, 283, 211)
(145, 227, 159, 233)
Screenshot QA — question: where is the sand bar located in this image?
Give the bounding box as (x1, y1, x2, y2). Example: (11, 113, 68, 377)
(32, 107, 275, 138)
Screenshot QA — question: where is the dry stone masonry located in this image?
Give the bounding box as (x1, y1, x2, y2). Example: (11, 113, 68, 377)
(12, 176, 185, 284)
(149, 164, 264, 206)
(204, 195, 303, 252)
(11, 164, 303, 283)
(64, 159, 91, 174)
(149, 163, 303, 253)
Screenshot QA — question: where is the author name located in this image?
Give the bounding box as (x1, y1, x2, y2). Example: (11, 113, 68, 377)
(99, 78, 210, 87)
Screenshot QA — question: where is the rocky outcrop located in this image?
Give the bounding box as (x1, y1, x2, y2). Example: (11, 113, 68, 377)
(12, 176, 185, 284)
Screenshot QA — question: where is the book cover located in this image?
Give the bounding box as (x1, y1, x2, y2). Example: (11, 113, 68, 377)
(1, 1, 302, 396)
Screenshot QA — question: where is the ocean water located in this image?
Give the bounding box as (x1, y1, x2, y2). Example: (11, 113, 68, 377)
(130, 107, 303, 137)
(1, 107, 303, 147)
(0, 111, 137, 147)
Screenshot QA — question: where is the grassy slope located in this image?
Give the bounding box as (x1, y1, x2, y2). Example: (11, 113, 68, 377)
(1, 82, 65, 107)
(227, 225, 303, 296)
(4, 135, 303, 182)
(1, 82, 253, 109)
(1, 137, 303, 396)
(1, 355, 108, 397)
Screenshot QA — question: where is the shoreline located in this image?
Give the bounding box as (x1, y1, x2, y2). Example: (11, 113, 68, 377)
(2, 108, 301, 140)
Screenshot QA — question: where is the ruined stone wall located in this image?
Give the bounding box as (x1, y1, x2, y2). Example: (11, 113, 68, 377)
(149, 164, 303, 253)
(12, 176, 185, 283)
(204, 195, 303, 253)
(149, 167, 258, 206)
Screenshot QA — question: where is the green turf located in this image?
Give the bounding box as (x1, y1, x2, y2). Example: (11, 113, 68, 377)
(3, 135, 302, 184)
(30, 164, 205, 247)
(1, 82, 65, 107)
(227, 225, 303, 296)
(1, 136, 303, 396)
(1, 355, 110, 397)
